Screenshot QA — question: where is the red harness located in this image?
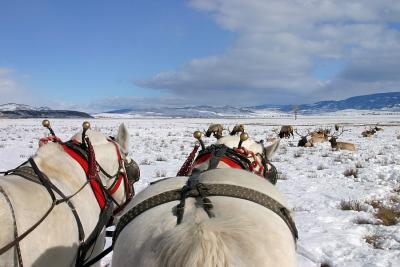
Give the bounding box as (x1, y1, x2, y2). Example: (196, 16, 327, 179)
(37, 135, 126, 211)
(194, 154, 243, 170)
(193, 147, 265, 177)
(62, 144, 108, 209)
(106, 140, 133, 204)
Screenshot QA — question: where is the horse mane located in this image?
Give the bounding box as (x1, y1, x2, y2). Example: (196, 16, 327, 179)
(155, 218, 258, 267)
(70, 129, 109, 146)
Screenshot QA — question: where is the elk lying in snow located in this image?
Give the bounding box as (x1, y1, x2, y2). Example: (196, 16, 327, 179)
(362, 127, 376, 137)
(374, 125, 384, 132)
(295, 129, 313, 147)
(334, 124, 342, 131)
(273, 125, 294, 139)
(328, 129, 356, 151)
(309, 128, 330, 144)
(296, 128, 330, 147)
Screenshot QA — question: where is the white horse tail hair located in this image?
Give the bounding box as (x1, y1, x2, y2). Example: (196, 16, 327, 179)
(155, 217, 257, 267)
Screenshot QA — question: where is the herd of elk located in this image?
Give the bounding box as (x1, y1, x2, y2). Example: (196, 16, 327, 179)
(206, 123, 384, 152)
(294, 126, 357, 151)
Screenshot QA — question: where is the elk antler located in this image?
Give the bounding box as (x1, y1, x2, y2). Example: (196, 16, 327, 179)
(329, 127, 344, 138)
(295, 128, 311, 137)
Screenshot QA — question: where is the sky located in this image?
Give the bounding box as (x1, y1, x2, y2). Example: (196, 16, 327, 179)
(1, 0, 400, 112)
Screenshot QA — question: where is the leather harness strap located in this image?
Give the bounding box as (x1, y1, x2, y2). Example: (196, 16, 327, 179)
(114, 183, 298, 244)
(8, 165, 86, 244)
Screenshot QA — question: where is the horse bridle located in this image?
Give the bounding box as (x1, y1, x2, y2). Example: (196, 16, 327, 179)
(103, 139, 139, 215)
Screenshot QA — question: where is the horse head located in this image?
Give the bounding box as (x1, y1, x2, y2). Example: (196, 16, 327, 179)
(191, 129, 279, 184)
(66, 123, 139, 211)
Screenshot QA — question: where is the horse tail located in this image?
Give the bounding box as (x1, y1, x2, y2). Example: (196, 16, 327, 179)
(156, 218, 256, 267)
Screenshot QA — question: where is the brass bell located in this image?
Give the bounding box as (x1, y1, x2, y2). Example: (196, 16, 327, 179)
(240, 132, 249, 142)
(238, 132, 249, 148)
(42, 119, 56, 136)
(82, 121, 91, 130)
(193, 130, 205, 150)
(42, 119, 50, 128)
(193, 131, 202, 140)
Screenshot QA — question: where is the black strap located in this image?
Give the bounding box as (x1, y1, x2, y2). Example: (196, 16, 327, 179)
(0, 160, 29, 175)
(11, 163, 86, 244)
(81, 244, 113, 267)
(76, 195, 113, 267)
(114, 183, 298, 244)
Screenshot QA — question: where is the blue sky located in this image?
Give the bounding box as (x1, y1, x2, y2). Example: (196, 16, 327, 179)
(1, 0, 399, 111)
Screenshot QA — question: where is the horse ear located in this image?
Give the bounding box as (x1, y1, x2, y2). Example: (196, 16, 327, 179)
(116, 123, 129, 152)
(264, 139, 280, 160)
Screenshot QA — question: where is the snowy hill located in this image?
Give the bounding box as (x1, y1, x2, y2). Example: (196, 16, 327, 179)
(0, 103, 51, 112)
(277, 92, 400, 113)
(0, 103, 92, 119)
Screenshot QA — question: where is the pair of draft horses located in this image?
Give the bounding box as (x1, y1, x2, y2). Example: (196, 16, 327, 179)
(0, 122, 297, 267)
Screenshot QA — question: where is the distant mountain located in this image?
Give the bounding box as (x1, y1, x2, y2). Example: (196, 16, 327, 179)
(0, 103, 92, 119)
(98, 105, 257, 118)
(0, 103, 51, 112)
(97, 92, 400, 118)
(254, 92, 400, 113)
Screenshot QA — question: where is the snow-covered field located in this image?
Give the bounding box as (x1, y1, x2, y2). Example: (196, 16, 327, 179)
(0, 115, 399, 266)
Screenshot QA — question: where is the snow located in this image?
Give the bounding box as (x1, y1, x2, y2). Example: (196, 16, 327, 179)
(0, 115, 399, 266)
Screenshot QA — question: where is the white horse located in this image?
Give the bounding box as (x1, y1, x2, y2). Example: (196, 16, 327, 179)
(0, 123, 137, 267)
(112, 134, 297, 267)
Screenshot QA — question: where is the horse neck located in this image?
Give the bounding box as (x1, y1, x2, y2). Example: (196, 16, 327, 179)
(34, 143, 89, 189)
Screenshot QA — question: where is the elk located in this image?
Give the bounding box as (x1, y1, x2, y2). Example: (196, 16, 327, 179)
(374, 124, 383, 131)
(230, 124, 245, 135)
(334, 124, 342, 131)
(273, 125, 294, 139)
(328, 129, 356, 151)
(309, 128, 330, 144)
(205, 124, 224, 139)
(295, 129, 313, 147)
(361, 127, 376, 137)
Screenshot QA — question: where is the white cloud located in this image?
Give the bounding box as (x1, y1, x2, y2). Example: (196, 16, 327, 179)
(0, 68, 32, 104)
(136, 0, 400, 104)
